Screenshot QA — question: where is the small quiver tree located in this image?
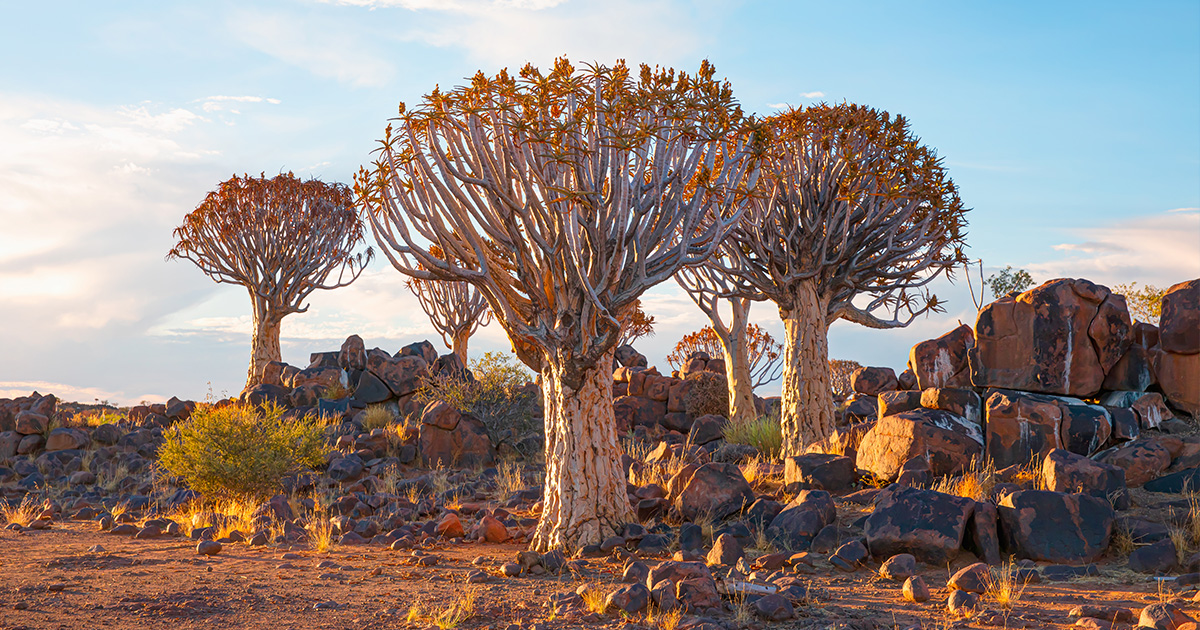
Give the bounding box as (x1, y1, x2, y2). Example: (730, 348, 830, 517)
(672, 263, 783, 424)
(357, 59, 759, 551)
(406, 246, 493, 364)
(168, 173, 372, 389)
(617, 298, 656, 347)
(720, 103, 968, 455)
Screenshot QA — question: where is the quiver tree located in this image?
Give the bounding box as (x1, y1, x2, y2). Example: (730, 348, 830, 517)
(719, 103, 967, 455)
(356, 59, 759, 551)
(617, 298, 656, 347)
(406, 246, 493, 363)
(168, 173, 372, 389)
(674, 264, 782, 423)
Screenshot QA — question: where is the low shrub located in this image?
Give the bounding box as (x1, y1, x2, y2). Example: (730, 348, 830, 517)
(157, 402, 326, 501)
(684, 371, 729, 419)
(416, 352, 540, 456)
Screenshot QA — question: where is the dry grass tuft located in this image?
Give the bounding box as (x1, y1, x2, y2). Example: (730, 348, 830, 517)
(984, 559, 1030, 608)
(307, 508, 336, 553)
(648, 605, 682, 630)
(495, 458, 525, 502)
(0, 495, 42, 527)
(212, 498, 257, 540)
(1169, 526, 1190, 567)
(1109, 522, 1136, 558)
(360, 404, 395, 431)
(578, 583, 609, 615)
(931, 456, 996, 502)
(723, 414, 783, 458)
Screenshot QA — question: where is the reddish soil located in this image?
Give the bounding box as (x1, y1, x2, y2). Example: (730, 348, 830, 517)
(0, 522, 1194, 630)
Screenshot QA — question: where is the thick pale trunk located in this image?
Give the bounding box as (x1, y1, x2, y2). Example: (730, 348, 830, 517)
(721, 299, 758, 425)
(247, 298, 283, 389)
(531, 348, 632, 552)
(451, 329, 470, 366)
(779, 279, 835, 458)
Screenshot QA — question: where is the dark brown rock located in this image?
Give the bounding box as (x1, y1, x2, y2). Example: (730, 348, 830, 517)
(965, 501, 1002, 565)
(851, 367, 898, 396)
(783, 453, 856, 493)
(1160, 279, 1200, 354)
(291, 366, 343, 390)
(877, 390, 922, 420)
(1128, 538, 1178, 574)
(879, 553, 917, 581)
(864, 486, 975, 565)
(339, 335, 366, 371)
(984, 390, 1063, 468)
(669, 463, 754, 522)
(752, 593, 793, 621)
(1139, 602, 1196, 629)
(971, 278, 1129, 397)
(1156, 350, 1200, 417)
(366, 353, 428, 398)
(419, 412, 495, 468)
(1042, 448, 1125, 500)
(856, 408, 983, 481)
(613, 396, 666, 432)
(605, 583, 650, 615)
(903, 575, 930, 603)
(706, 533, 743, 566)
(766, 490, 837, 551)
(1095, 438, 1171, 487)
(14, 411, 48, 436)
(920, 387, 982, 427)
(44, 428, 89, 451)
(909, 324, 974, 390)
(948, 562, 989, 593)
(997, 490, 1113, 563)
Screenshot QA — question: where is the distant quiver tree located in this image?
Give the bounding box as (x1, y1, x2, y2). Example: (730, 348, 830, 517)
(717, 103, 968, 454)
(356, 59, 760, 551)
(406, 245, 493, 364)
(168, 173, 372, 389)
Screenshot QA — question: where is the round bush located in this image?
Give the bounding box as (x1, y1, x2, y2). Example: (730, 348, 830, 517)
(684, 371, 729, 419)
(157, 403, 327, 501)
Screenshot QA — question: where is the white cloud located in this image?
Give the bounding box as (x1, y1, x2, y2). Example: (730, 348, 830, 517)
(228, 10, 395, 87)
(197, 95, 282, 113)
(322, 0, 568, 10)
(1030, 209, 1200, 287)
(799, 91, 824, 98)
(767, 102, 788, 109)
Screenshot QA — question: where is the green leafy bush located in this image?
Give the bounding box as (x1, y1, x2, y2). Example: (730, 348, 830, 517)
(416, 351, 540, 455)
(158, 403, 327, 501)
(684, 371, 729, 419)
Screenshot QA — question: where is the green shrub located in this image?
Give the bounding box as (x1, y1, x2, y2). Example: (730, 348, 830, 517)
(416, 351, 540, 455)
(158, 403, 327, 501)
(723, 414, 783, 459)
(684, 371, 728, 419)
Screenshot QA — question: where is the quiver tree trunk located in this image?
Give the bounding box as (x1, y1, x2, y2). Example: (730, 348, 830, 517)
(531, 348, 633, 552)
(720, 300, 758, 425)
(779, 279, 834, 457)
(247, 298, 283, 389)
(451, 329, 471, 366)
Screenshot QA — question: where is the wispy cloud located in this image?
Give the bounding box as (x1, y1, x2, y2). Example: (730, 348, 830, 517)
(228, 10, 395, 87)
(1168, 207, 1199, 214)
(196, 95, 282, 113)
(0, 381, 167, 406)
(767, 102, 788, 109)
(800, 91, 824, 98)
(1051, 241, 1127, 254)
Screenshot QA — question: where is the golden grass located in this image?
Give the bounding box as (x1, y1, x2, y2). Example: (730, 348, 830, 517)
(307, 509, 336, 553)
(99, 462, 131, 494)
(428, 464, 451, 500)
(495, 458, 525, 502)
(1170, 526, 1190, 567)
(405, 589, 477, 629)
(648, 605, 682, 630)
(360, 404, 395, 431)
(0, 494, 42, 527)
(1109, 522, 1136, 558)
(723, 414, 783, 458)
(739, 454, 767, 488)
(984, 559, 1030, 609)
(578, 583, 608, 615)
(729, 590, 753, 625)
(930, 456, 996, 502)
(212, 498, 257, 540)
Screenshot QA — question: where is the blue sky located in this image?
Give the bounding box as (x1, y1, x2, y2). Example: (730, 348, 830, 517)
(1, 1, 1197, 404)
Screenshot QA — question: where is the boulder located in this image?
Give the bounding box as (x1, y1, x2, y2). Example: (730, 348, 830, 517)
(765, 489, 837, 551)
(258, 360, 289, 388)
(897, 368, 918, 390)
(997, 490, 1113, 563)
(615, 345, 648, 368)
(1128, 538, 1178, 574)
(688, 414, 727, 445)
(1132, 392, 1175, 429)
(45, 428, 89, 452)
(398, 340, 438, 365)
(14, 411, 48, 436)
(1155, 350, 1200, 418)
(1160, 279, 1200, 354)
(851, 367, 898, 396)
(419, 412, 495, 469)
(339, 335, 367, 371)
(1103, 344, 1156, 392)
(879, 553, 917, 581)
(783, 453, 856, 493)
(706, 533, 743, 566)
(752, 593, 793, 621)
(965, 501, 1002, 565)
(1095, 438, 1172, 487)
(948, 562, 989, 594)
(919, 387, 982, 428)
(970, 278, 1131, 397)
(903, 576, 930, 603)
(864, 486, 975, 565)
(856, 408, 983, 482)
(352, 371, 392, 404)
(670, 463, 754, 522)
(1057, 399, 1112, 457)
(1041, 449, 1125, 502)
(984, 390, 1063, 468)
(877, 390, 922, 419)
(840, 395, 877, 424)
(1139, 602, 1196, 630)
(613, 396, 666, 432)
(908, 324, 974, 390)
(292, 366, 343, 390)
(644, 561, 718, 611)
(366, 353, 429, 398)
(240, 383, 289, 408)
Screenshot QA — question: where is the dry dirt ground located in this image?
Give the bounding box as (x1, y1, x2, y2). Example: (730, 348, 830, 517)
(0, 522, 1195, 630)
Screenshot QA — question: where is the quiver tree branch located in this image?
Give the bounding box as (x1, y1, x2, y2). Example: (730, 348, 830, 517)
(168, 172, 373, 388)
(356, 58, 761, 551)
(713, 103, 968, 453)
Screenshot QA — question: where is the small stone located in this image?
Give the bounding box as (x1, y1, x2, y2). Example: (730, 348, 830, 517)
(605, 583, 650, 615)
(752, 593, 794, 621)
(706, 533, 743, 566)
(947, 589, 979, 615)
(879, 554, 917, 581)
(829, 539, 868, 572)
(87, 545, 105, 553)
(501, 562, 521, 577)
(948, 562, 990, 594)
(196, 540, 222, 556)
(903, 576, 930, 603)
(1139, 603, 1196, 629)
(466, 569, 489, 584)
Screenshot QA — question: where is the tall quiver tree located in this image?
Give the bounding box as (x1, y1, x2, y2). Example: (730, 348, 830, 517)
(406, 247, 493, 364)
(357, 59, 759, 551)
(169, 173, 372, 389)
(721, 103, 967, 455)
